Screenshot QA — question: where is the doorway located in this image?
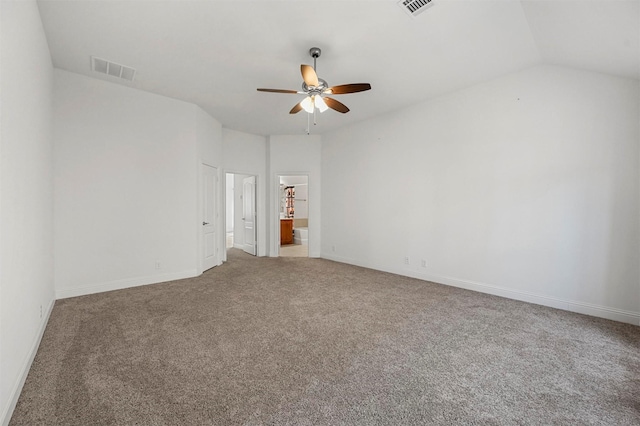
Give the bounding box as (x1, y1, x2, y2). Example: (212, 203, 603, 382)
(278, 175, 309, 258)
(225, 172, 258, 257)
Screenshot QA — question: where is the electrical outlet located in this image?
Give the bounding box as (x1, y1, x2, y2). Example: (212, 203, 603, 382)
(155, 261, 161, 270)
(421, 259, 427, 268)
(404, 256, 410, 265)
(331, 245, 336, 252)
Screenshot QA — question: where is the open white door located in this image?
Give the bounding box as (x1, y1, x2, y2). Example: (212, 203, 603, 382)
(202, 164, 219, 271)
(242, 175, 256, 255)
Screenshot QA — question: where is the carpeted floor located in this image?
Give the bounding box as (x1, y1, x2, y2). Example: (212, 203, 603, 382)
(10, 249, 640, 425)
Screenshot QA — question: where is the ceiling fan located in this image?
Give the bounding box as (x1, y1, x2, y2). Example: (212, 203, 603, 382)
(257, 47, 371, 120)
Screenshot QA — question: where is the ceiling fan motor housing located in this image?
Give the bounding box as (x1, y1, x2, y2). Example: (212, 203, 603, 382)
(302, 78, 328, 94)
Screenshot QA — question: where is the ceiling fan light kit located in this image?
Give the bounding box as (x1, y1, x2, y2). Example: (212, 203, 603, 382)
(257, 47, 372, 134)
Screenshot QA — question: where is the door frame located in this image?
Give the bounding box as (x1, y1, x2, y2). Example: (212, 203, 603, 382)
(222, 170, 260, 262)
(273, 173, 310, 257)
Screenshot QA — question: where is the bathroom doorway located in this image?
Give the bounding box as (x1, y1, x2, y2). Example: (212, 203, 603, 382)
(278, 175, 309, 258)
(225, 172, 258, 257)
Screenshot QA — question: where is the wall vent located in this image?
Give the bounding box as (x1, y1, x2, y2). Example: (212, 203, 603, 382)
(398, 0, 435, 18)
(91, 56, 136, 82)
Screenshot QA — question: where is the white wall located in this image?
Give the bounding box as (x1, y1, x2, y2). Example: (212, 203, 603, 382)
(0, 1, 55, 424)
(54, 69, 211, 298)
(293, 184, 309, 219)
(222, 128, 267, 256)
(196, 106, 222, 168)
(322, 65, 640, 325)
(280, 176, 309, 186)
(269, 135, 321, 257)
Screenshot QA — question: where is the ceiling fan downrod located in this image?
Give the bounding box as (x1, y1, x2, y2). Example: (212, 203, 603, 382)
(309, 47, 321, 72)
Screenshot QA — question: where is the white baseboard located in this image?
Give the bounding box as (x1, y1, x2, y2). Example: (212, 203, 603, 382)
(321, 253, 640, 326)
(55, 269, 199, 299)
(1, 298, 55, 426)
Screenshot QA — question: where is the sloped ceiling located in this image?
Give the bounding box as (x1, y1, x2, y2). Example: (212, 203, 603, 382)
(36, 0, 639, 136)
(522, 0, 639, 79)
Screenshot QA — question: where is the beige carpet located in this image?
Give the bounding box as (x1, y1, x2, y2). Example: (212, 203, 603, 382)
(10, 249, 640, 425)
(279, 243, 308, 257)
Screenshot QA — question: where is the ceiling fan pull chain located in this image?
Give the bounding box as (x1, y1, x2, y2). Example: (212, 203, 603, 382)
(306, 112, 310, 135)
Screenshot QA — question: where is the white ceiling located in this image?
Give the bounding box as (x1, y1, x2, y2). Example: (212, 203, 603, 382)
(37, 0, 639, 136)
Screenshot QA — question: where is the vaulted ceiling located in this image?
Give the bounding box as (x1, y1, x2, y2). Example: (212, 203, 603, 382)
(37, 0, 639, 136)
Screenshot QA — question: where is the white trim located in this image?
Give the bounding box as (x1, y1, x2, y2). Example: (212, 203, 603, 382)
(1, 298, 55, 426)
(55, 270, 198, 299)
(321, 253, 640, 326)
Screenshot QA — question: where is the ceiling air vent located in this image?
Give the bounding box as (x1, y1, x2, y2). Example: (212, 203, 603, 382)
(398, 0, 435, 18)
(91, 56, 136, 82)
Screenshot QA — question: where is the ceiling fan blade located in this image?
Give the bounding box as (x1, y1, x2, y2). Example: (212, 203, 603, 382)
(326, 83, 372, 95)
(324, 97, 350, 114)
(257, 88, 299, 94)
(289, 102, 303, 114)
(301, 64, 319, 87)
